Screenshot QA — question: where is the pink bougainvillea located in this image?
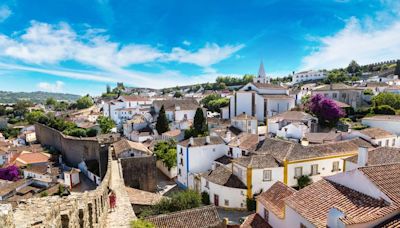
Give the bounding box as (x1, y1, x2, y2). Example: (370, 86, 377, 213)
(307, 94, 345, 125)
(0, 165, 20, 181)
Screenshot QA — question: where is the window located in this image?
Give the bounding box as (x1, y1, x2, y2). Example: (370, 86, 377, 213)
(242, 150, 246, 156)
(228, 148, 233, 156)
(332, 161, 340, 172)
(392, 139, 396, 147)
(342, 93, 346, 99)
(263, 170, 272, 181)
(205, 181, 209, 188)
(180, 148, 183, 155)
(333, 93, 337, 98)
(180, 158, 183, 166)
(295, 167, 303, 178)
(178, 169, 181, 176)
(224, 200, 229, 206)
(311, 164, 319, 176)
(386, 139, 389, 147)
(378, 141, 382, 146)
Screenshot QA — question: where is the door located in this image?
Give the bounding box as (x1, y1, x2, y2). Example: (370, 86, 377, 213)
(214, 194, 219, 206)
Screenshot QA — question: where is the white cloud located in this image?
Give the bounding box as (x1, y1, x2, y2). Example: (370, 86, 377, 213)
(301, 17, 400, 70)
(37, 81, 65, 92)
(0, 5, 11, 22)
(182, 40, 191, 46)
(166, 43, 245, 67)
(0, 21, 244, 88)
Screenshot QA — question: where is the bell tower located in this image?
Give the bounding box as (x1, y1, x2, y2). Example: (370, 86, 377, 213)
(253, 61, 269, 83)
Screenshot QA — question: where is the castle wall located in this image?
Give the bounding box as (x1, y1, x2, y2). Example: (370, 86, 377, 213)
(120, 156, 157, 192)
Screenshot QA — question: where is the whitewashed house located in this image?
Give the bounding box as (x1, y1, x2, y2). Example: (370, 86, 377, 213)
(229, 63, 295, 121)
(64, 168, 80, 189)
(344, 146, 400, 171)
(267, 111, 318, 140)
(112, 139, 152, 159)
(362, 115, 400, 135)
(176, 136, 227, 189)
(122, 114, 148, 139)
(348, 127, 398, 147)
(231, 114, 258, 134)
(103, 95, 152, 125)
(153, 99, 200, 128)
(291, 70, 327, 84)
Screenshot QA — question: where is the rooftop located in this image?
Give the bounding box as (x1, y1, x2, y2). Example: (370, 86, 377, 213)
(146, 205, 221, 228)
(257, 181, 296, 219)
(240, 213, 270, 228)
(362, 115, 400, 121)
(202, 165, 247, 189)
(345, 147, 400, 166)
(112, 139, 152, 156)
(228, 133, 259, 150)
(268, 111, 314, 122)
(153, 99, 199, 111)
(232, 113, 257, 120)
(178, 136, 225, 148)
(233, 154, 279, 169)
(358, 127, 395, 139)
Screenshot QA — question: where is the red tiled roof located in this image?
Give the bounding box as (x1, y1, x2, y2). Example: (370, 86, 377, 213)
(257, 181, 296, 219)
(240, 213, 270, 228)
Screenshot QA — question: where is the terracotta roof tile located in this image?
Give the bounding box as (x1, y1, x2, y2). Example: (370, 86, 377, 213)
(146, 205, 222, 228)
(202, 165, 247, 189)
(240, 213, 271, 228)
(344, 147, 400, 166)
(268, 111, 314, 122)
(359, 127, 395, 139)
(233, 154, 279, 169)
(256, 181, 296, 219)
(178, 136, 225, 147)
(228, 133, 259, 150)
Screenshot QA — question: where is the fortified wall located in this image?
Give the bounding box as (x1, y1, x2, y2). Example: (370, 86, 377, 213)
(0, 148, 113, 227)
(120, 156, 157, 192)
(35, 123, 118, 177)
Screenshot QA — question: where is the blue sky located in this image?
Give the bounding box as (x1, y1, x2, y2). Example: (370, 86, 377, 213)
(0, 0, 399, 95)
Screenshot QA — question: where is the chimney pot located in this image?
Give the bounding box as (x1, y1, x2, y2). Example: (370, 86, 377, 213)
(206, 136, 211, 144)
(189, 137, 194, 146)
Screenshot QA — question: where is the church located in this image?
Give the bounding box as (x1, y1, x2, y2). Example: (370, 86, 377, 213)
(228, 62, 295, 121)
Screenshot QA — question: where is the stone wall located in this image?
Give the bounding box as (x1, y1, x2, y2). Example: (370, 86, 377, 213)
(120, 156, 157, 192)
(35, 123, 114, 178)
(1, 148, 113, 228)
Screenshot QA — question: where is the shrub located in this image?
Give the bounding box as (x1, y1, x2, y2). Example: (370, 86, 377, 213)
(86, 128, 98, 137)
(246, 197, 256, 211)
(40, 191, 48, 197)
(201, 191, 210, 205)
(297, 175, 312, 189)
(363, 89, 374, 95)
(131, 219, 155, 228)
(370, 105, 396, 115)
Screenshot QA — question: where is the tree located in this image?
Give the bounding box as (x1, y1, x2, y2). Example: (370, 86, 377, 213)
(76, 95, 94, 109)
(139, 190, 201, 218)
(106, 84, 111, 94)
(193, 108, 207, 134)
(363, 89, 374, 95)
(131, 220, 155, 228)
(297, 175, 312, 189)
(155, 105, 169, 134)
(54, 101, 69, 111)
(307, 94, 345, 126)
(395, 60, 400, 76)
(153, 140, 177, 169)
(63, 128, 87, 137)
(173, 91, 183, 98)
(25, 110, 45, 124)
(0, 105, 5, 116)
(301, 94, 311, 105)
(45, 97, 57, 106)
(201, 94, 229, 112)
(14, 100, 33, 117)
(347, 60, 361, 74)
(372, 92, 400, 109)
(325, 69, 349, 83)
(97, 116, 115, 134)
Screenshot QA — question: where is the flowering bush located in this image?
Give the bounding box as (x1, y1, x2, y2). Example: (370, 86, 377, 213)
(0, 165, 20, 181)
(307, 94, 345, 126)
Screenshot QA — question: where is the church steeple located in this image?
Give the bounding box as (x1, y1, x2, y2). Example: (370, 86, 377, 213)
(253, 61, 269, 83)
(258, 61, 266, 78)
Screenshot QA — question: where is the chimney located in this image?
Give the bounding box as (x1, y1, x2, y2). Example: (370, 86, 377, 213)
(206, 136, 211, 144)
(189, 137, 194, 146)
(357, 146, 369, 167)
(226, 131, 232, 142)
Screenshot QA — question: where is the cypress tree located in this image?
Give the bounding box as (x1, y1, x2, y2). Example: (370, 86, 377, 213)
(193, 108, 207, 135)
(156, 105, 169, 134)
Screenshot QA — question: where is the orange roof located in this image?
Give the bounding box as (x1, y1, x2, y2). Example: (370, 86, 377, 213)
(15, 152, 50, 166)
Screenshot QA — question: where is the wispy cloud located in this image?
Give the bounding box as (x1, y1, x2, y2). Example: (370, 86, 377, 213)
(0, 21, 244, 87)
(37, 81, 64, 92)
(301, 17, 400, 70)
(182, 40, 191, 46)
(0, 5, 11, 22)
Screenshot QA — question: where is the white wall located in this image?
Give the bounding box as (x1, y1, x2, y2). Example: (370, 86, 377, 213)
(285, 206, 316, 228)
(201, 177, 247, 209)
(287, 157, 348, 187)
(156, 160, 177, 179)
(362, 119, 400, 136)
(177, 143, 228, 187)
(252, 167, 284, 194)
(257, 201, 285, 228)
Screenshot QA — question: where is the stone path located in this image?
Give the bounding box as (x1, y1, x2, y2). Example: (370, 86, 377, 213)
(106, 160, 136, 227)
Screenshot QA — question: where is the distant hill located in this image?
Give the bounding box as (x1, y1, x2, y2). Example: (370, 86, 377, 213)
(0, 91, 81, 104)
